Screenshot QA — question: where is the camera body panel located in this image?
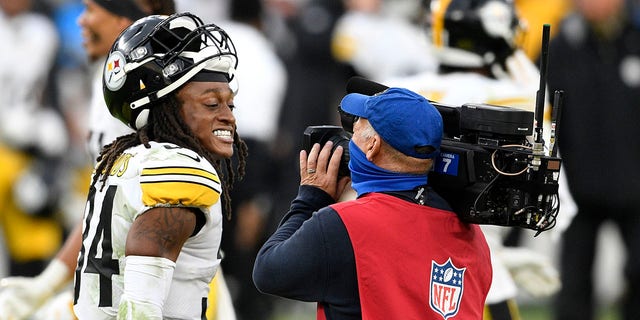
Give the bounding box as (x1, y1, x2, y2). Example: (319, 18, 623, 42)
(431, 137, 561, 232)
(431, 102, 561, 232)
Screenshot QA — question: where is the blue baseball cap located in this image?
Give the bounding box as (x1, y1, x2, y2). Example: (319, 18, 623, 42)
(340, 87, 443, 159)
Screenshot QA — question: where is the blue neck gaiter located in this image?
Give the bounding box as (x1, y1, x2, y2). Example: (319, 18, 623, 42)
(348, 140, 428, 197)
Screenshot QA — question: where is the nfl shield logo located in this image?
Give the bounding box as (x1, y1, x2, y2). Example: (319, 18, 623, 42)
(429, 258, 465, 319)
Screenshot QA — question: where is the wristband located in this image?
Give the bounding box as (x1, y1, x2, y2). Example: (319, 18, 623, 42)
(119, 255, 176, 319)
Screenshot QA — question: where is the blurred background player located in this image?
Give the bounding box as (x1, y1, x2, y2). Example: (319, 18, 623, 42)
(0, 0, 68, 280)
(329, 0, 571, 81)
(0, 1, 236, 319)
(547, 0, 640, 319)
(331, 0, 437, 80)
(379, 0, 563, 318)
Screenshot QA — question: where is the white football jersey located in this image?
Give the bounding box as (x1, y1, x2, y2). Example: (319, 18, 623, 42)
(73, 141, 223, 319)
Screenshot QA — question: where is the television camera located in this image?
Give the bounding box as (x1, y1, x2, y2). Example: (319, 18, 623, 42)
(303, 25, 562, 235)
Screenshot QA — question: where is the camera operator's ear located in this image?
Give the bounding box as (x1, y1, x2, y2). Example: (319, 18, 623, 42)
(365, 135, 382, 161)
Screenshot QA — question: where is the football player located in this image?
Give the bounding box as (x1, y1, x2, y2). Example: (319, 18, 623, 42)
(75, 12, 247, 318)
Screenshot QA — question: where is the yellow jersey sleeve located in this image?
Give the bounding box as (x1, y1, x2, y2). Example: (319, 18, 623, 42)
(137, 145, 222, 208)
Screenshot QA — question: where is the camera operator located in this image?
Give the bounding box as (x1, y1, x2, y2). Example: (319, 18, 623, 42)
(253, 87, 492, 319)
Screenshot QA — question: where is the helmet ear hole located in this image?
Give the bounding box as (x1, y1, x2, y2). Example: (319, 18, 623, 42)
(135, 109, 150, 129)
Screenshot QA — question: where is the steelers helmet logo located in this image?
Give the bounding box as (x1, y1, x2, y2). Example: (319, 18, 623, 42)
(104, 50, 127, 91)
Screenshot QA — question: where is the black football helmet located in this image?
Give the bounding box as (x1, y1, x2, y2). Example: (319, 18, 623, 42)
(103, 12, 238, 129)
(428, 0, 520, 72)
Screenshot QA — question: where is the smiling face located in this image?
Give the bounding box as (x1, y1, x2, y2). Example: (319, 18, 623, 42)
(177, 81, 237, 159)
(77, 0, 132, 62)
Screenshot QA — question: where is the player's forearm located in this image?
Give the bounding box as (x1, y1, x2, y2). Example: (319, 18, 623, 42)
(55, 220, 83, 281)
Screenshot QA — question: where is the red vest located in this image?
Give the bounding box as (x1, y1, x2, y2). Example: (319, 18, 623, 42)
(319, 193, 491, 320)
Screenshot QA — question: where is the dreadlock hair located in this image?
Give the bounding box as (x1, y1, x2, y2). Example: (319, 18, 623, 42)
(92, 95, 248, 220)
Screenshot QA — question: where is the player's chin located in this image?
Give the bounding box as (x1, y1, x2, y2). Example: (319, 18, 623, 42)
(210, 142, 234, 159)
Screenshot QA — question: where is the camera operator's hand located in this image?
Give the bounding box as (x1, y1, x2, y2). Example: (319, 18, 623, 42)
(300, 141, 351, 201)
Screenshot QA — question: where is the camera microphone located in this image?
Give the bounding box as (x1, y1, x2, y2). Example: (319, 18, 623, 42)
(346, 76, 389, 95)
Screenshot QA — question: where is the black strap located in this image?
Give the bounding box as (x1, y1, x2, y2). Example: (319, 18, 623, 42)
(94, 0, 147, 21)
(380, 186, 453, 212)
